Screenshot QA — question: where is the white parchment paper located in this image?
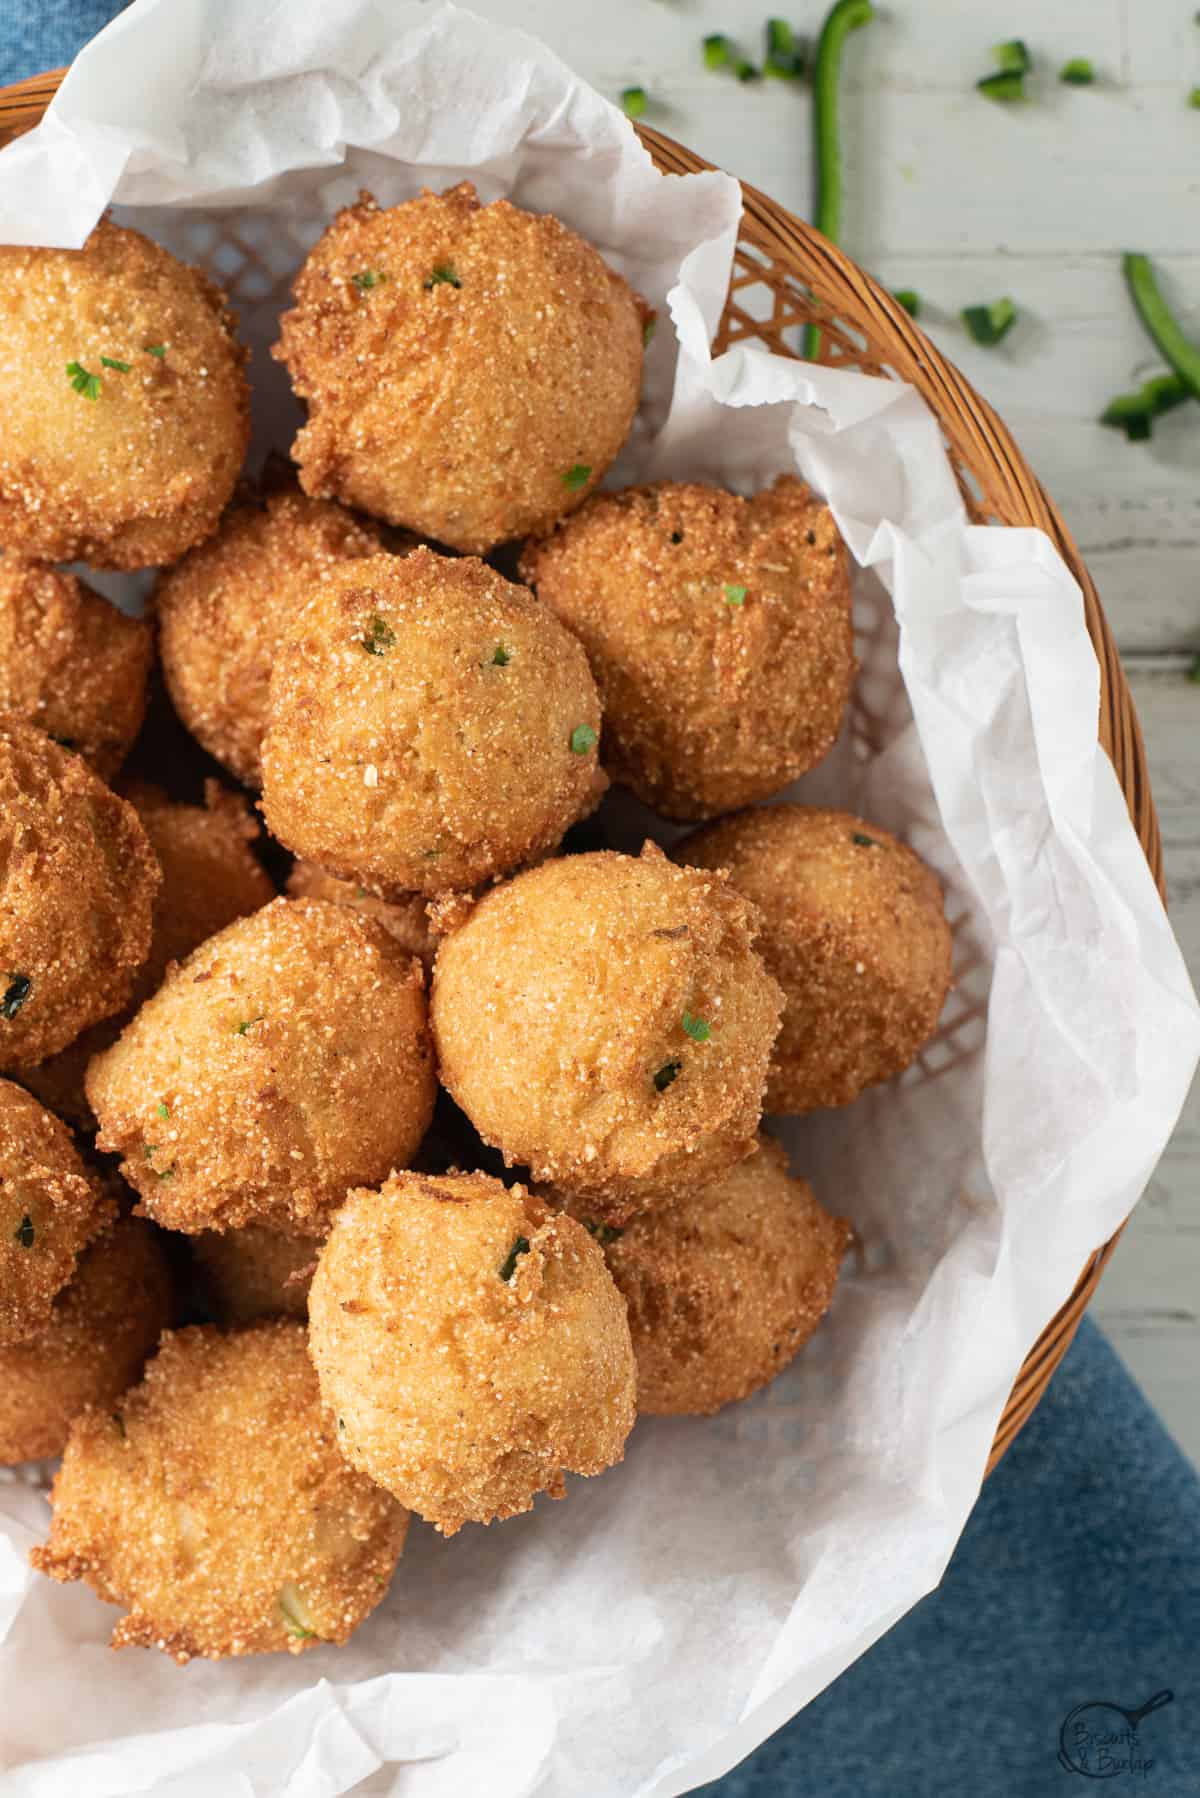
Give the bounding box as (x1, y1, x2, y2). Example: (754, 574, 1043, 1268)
(0, 3, 1196, 1795)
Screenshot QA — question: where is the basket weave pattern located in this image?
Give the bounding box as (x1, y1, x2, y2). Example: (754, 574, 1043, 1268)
(0, 80, 1165, 1474)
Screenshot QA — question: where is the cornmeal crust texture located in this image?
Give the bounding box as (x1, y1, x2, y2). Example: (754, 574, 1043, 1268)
(0, 557, 153, 779)
(86, 897, 436, 1236)
(0, 220, 249, 569)
(286, 861, 435, 968)
(261, 549, 605, 896)
(274, 184, 647, 553)
(156, 487, 385, 787)
(675, 805, 953, 1112)
(0, 1217, 173, 1464)
(520, 476, 855, 819)
(0, 1078, 115, 1347)
(32, 1321, 409, 1662)
(307, 1171, 636, 1534)
(431, 846, 784, 1217)
(559, 1135, 851, 1415)
(0, 721, 160, 1071)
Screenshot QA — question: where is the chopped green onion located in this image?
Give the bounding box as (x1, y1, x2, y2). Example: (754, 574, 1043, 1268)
(893, 289, 921, 317)
(734, 57, 761, 82)
(351, 269, 387, 291)
(653, 1060, 681, 1092)
(804, 1, 876, 358)
(723, 583, 748, 607)
(1, 974, 31, 1019)
(491, 644, 511, 666)
(976, 70, 1026, 102)
(145, 344, 167, 358)
(424, 265, 461, 290)
(670, 530, 684, 544)
(1122, 253, 1200, 400)
(234, 1016, 265, 1035)
(765, 20, 807, 78)
(13, 1214, 34, 1249)
(681, 1011, 711, 1043)
(643, 314, 658, 348)
(100, 355, 131, 372)
(583, 1219, 624, 1245)
(961, 298, 1017, 346)
(621, 87, 648, 119)
(852, 831, 880, 847)
(1189, 87, 1200, 108)
(361, 615, 396, 656)
(156, 1101, 170, 1120)
(498, 1235, 531, 1282)
(703, 34, 731, 70)
(111, 1412, 126, 1438)
(569, 723, 598, 755)
(990, 40, 1031, 75)
(1059, 58, 1095, 85)
(1100, 373, 1190, 441)
(66, 361, 101, 400)
(563, 463, 592, 491)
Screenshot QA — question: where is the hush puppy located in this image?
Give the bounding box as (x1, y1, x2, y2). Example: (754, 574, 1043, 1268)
(307, 1171, 636, 1534)
(519, 476, 855, 819)
(431, 847, 784, 1216)
(86, 897, 436, 1236)
(0, 721, 159, 1071)
(191, 1224, 313, 1325)
(32, 1321, 408, 1662)
(561, 1135, 850, 1415)
(261, 549, 605, 896)
(21, 779, 274, 1129)
(0, 1079, 115, 1346)
(675, 806, 953, 1112)
(273, 183, 647, 553)
(287, 861, 434, 968)
(0, 1217, 173, 1463)
(0, 557, 153, 779)
(0, 220, 249, 569)
(156, 487, 384, 787)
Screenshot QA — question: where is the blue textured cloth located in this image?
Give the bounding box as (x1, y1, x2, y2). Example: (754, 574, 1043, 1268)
(2, 10, 1198, 1798)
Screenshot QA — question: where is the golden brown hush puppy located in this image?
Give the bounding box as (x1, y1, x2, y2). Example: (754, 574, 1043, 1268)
(286, 861, 434, 968)
(21, 778, 274, 1129)
(0, 1217, 173, 1463)
(0, 558, 153, 779)
(0, 1079, 115, 1346)
(560, 1135, 851, 1415)
(86, 897, 436, 1237)
(156, 487, 385, 788)
(273, 183, 648, 553)
(519, 476, 855, 819)
(307, 1170, 635, 1535)
(32, 1321, 408, 1662)
(431, 846, 784, 1217)
(191, 1224, 313, 1325)
(0, 220, 249, 569)
(0, 721, 159, 1071)
(261, 549, 605, 896)
(675, 805, 953, 1113)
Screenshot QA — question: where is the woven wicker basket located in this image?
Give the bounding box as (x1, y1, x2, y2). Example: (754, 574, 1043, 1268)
(0, 74, 1165, 1475)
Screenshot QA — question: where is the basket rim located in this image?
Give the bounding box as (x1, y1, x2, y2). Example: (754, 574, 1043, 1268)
(0, 75, 1165, 1478)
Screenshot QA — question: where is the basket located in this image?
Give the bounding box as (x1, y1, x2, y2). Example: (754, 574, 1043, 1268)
(0, 73, 1165, 1477)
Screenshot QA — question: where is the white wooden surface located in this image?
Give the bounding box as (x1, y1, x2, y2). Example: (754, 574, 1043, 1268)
(478, 0, 1200, 1460)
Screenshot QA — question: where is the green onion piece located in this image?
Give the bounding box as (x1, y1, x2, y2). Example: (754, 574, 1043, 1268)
(498, 1235, 531, 1282)
(583, 1219, 624, 1245)
(961, 298, 1017, 346)
(893, 289, 921, 317)
(703, 34, 731, 70)
(351, 269, 387, 291)
(1099, 373, 1190, 440)
(991, 39, 1031, 75)
(66, 360, 101, 400)
(569, 723, 598, 755)
(13, 1214, 34, 1249)
(424, 264, 461, 289)
(361, 615, 397, 655)
(563, 463, 592, 491)
(1059, 58, 1095, 85)
(1, 974, 31, 1019)
(734, 57, 761, 82)
(111, 1412, 126, 1438)
(156, 1101, 170, 1120)
(491, 644, 511, 666)
(1189, 87, 1200, 108)
(723, 583, 748, 607)
(976, 70, 1026, 102)
(643, 314, 658, 348)
(278, 1584, 316, 1640)
(1189, 655, 1200, 683)
(234, 1015, 265, 1035)
(804, 1, 876, 358)
(621, 87, 648, 119)
(1122, 253, 1200, 400)
(765, 20, 806, 78)
(145, 344, 167, 357)
(852, 831, 880, 847)
(100, 355, 131, 372)
(681, 1011, 711, 1042)
(653, 1060, 681, 1092)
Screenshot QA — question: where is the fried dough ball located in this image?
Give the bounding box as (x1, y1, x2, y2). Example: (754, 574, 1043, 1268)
(0, 220, 249, 569)
(0, 1079, 115, 1346)
(156, 488, 384, 787)
(560, 1135, 850, 1415)
(191, 1224, 313, 1324)
(0, 558, 153, 779)
(21, 779, 274, 1129)
(261, 549, 605, 896)
(308, 1171, 635, 1534)
(273, 184, 647, 553)
(0, 1217, 173, 1463)
(32, 1321, 408, 1662)
(0, 721, 159, 1071)
(86, 897, 436, 1236)
(431, 847, 784, 1217)
(675, 806, 953, 1113)
(519, 476, 855, 819)
(287, 861, 434, 968)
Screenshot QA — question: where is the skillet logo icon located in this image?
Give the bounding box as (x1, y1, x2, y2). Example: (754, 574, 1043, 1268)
(1058, 1689, 1173, 1778)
